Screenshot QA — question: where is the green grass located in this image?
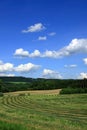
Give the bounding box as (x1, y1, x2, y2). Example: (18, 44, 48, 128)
(0, 93, 87, 130)
(9, 82, 27, 84)
(0, 120, 28, 130)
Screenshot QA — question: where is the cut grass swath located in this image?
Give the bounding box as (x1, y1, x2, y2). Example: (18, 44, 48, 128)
(0, 92, 87, 130)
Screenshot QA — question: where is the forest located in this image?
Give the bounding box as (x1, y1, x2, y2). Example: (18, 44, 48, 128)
(0, 76, 87, 94)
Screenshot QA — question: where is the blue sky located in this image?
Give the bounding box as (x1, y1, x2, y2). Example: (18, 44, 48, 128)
(0, 0, 87, 79)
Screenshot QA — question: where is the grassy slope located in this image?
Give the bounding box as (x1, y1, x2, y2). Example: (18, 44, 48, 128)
(0, 92, 87, 130)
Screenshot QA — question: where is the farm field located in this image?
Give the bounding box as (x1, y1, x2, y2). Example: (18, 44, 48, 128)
(5, 89, 61, 95)
(0, 91, 87, 130)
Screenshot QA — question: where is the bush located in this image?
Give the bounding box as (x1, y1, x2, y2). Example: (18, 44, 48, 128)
(27, 93, 30, 96)
(0, 92, 4, 97)
(60, 87, 87, 94)
(19, 93, 26, 96)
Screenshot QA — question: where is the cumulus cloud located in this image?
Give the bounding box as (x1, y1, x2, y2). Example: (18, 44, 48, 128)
(43, 38, 87, 58)
(0, 62, 14, 73)
(78, 72, 87, 79)
(14, 48, 29, 57)
(83, 58, 87, 65)
(15, 63, 40, 73)
(0, 61, 15, 77)
(22, 23, 45, 33)
(42, 50, 62, 58)
(14, 38, 87, 58)
(30, 50, 41, 57)
(64, 38, 87, 54)
(14, 49, 41, 58)
(42, 69, 62, 79)
(64, 64, 77, 68)
(0, 60, 40, 76)
(48, 32, 56, 36)
(38, 36, 47, 41)
(0, 73, 15, 77)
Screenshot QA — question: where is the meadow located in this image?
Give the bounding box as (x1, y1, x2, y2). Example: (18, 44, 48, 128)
(0, 90, 87, 130)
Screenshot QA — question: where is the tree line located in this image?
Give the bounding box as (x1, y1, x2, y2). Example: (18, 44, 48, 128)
(0, 77, 87, 93)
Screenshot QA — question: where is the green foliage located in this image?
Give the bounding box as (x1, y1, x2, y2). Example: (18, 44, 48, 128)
(19, 93, 26, 96)
(60, 87, 87, 94)
(0, 77, 87, 93)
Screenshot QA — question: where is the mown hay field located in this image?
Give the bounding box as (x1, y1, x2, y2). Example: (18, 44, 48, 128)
(0, 90, 87, 130)
(5, 89, 61, 96)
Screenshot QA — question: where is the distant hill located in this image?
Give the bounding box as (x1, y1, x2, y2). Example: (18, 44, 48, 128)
(0, 76, 34, 83)
(0, 76, 87, 93)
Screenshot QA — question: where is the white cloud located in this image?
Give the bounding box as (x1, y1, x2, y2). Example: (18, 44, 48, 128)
(0, 60, 40, 76)
(42, 50, 58, 58)
(30, 50, 41, 57)
(0, 73, 15, 77)
(14, 49, 41, 58)
(22, 23, 45, 33)
(14, 48, 29, 57)
(48, 32, 56, 36)
(14, 38, 87, 59)
(64, 64, 77, 68)
(83, 58, 87, 65)
(38, 36, 47, 41)
(43, 38, 87, 58)
(65, 38, 87, 54)
(15, 63, 40, 73)
(0, 62, 14, 73)
(42, 50, 69, 58)
(42, 69, 62, 79)
(78, 72, 87, 79)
